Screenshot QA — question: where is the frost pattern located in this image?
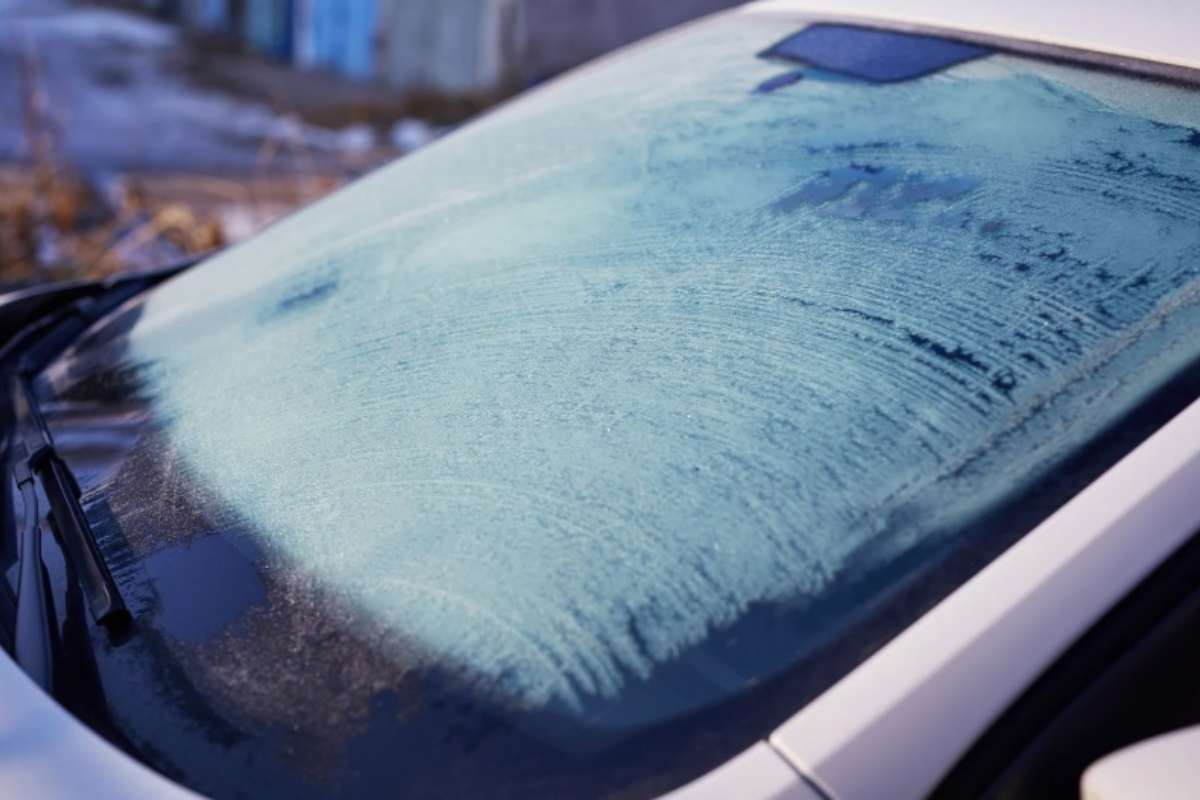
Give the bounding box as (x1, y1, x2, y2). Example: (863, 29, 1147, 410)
(114, 17, 1200, 717)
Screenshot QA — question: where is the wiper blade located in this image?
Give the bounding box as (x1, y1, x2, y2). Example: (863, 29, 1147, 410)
(9, 375, 130, 631)
(1, 255, 206, 688)
(11, 440, 53, 690)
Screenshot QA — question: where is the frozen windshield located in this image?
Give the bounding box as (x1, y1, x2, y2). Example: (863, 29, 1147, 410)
(34, 13, 1200, 799)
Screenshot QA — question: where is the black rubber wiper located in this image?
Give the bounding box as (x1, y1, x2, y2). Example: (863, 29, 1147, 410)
(2, 256, 207, 687)
(11, 435, 53, 690)
(10, 374, 129, 631)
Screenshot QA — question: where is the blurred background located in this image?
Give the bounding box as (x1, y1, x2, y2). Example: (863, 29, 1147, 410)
(0, 0, 744, 285)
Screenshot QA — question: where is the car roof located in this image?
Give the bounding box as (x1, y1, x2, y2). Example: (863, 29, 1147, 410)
(743, 0, 1200, 74)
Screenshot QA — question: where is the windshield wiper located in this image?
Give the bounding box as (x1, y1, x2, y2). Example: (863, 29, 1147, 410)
(2, 257, 205, 687)
(10, 374, 129, 630)
(11, 437, 53, 690)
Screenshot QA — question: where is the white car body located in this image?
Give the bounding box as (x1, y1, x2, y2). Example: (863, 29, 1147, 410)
(3, 1, 1199, 798)
(1083, 726, 1200, 800)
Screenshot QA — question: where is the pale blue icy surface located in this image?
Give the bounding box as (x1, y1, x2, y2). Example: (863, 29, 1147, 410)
(67, 16, 1200, 719)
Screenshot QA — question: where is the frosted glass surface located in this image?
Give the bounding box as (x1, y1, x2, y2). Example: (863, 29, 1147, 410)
(61, 16, 1200, 723)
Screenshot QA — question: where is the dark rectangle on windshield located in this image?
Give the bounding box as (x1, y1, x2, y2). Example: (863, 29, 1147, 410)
(760, 23, 993, 82)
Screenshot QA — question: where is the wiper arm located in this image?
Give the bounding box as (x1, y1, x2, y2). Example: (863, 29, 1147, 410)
(6, 333, 132, 688)
(1, 255, 206, 688)
(12, 442, 52, 690)
(9, 375, 130, 631)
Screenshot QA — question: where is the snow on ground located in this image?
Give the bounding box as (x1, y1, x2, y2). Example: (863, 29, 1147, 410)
(0, 1, 398, 174)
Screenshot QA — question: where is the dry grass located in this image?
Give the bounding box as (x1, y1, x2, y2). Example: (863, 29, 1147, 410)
(0, 19, 383, 287)
(0, 25, 230, 284)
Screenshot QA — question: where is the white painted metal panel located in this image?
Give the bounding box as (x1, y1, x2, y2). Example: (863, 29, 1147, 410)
(1082, 726, 1200, 800)
(0, 649, 201, 799)
(770, 395, 1200, 799)
(663, 743, 824, 800)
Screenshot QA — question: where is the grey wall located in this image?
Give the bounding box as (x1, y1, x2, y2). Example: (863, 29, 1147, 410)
(375, 0, 744, 94)
(515, 0, 743, 83)
(377, 0, 498, 94)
